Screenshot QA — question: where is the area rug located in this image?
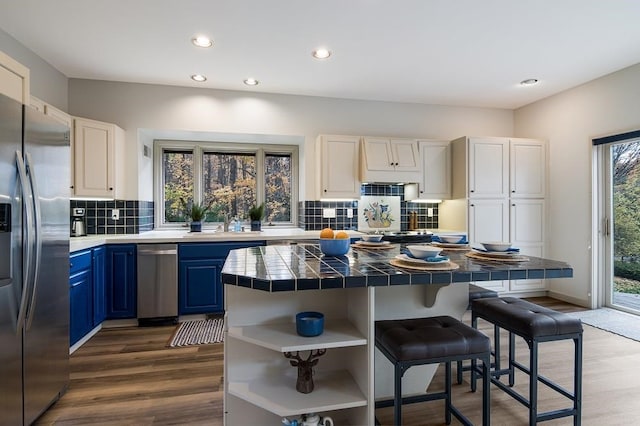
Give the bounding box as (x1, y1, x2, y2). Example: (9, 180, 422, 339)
(167, 318, 225, 347)
(569, 308, 640, 342)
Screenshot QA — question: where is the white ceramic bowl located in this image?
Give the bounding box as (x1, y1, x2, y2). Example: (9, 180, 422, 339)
(361, 234, 384, 242)
(406, 245, 442, 259)
(480, 242, 512, 252)
(439, 235, 465, 244)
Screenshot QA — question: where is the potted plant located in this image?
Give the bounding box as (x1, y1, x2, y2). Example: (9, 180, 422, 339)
(181, 198, 213, 232)
(248, 203, 265, 231)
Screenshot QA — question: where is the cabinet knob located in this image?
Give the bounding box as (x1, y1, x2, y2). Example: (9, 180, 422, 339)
(470, 204, 475, 207)
(109, 187, 113, 191)
(70, 185, 74, 189)
(512, 190, 516, 193)
(69, 262, 73, 268)
(395, 162, 399, 166)
(470, 189, 475, 193)
(420, 190, 424, 194)
(389, 162, 394, 166)
(324, 189, 327, 192)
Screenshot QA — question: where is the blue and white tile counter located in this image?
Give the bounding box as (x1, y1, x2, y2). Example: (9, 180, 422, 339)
(221, 244, 573, 291)
(222, 243, 573, 425)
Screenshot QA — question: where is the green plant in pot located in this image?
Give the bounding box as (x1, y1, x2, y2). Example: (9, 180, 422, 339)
(181, 198, 213, 232)
(248, 203, 265, 231)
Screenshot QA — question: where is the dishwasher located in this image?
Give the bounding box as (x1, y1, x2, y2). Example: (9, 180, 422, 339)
(137, 243, 178, 325)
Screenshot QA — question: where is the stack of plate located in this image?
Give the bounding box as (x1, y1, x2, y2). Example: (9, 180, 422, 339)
(390, 254, 459, 271)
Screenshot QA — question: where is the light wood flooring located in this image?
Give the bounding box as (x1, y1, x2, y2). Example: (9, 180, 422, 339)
(36, 297, 640, 425)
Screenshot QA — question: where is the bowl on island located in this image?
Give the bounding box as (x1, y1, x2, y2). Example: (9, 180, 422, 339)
(480, 241, 512, 252)
(319, 238, 350, 256)
(406, 245, 442, 259)
(361, 234, 384, 243)
(439, 235, 465, 244)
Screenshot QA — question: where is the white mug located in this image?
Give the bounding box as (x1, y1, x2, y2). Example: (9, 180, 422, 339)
(302, 413, 334, 426)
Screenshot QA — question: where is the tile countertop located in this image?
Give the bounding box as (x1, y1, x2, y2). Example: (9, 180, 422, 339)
(68, 228, 366, 252)
(221, 244, 573, 291)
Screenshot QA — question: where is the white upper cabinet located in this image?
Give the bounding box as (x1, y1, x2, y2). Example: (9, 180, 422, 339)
(405, 140, 451, 201)
(316, 134, 361, 199)
(0, 50, 29, 104)
(452, 136, 546, 199)
(510, 138, 546, 198)
(468, 137, 509, 198)
(73, 117, 125, 199)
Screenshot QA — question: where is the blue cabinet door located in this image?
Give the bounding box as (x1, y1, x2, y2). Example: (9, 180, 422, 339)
(92, 246, 106, 326)
(70, 269, 92, 346)
(178, 258, 224, 315)
(106, 244, 137, 319)
(178, 242, 265, 315)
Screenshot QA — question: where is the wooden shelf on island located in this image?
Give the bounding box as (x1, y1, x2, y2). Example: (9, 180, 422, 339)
(228, 321, 367, 352)
(228, 369, 367, 417)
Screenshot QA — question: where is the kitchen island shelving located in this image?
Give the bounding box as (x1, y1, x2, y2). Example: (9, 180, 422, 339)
(222, 244, 572, 425)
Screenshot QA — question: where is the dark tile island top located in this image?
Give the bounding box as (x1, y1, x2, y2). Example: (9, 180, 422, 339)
(221, 244, 573, 292)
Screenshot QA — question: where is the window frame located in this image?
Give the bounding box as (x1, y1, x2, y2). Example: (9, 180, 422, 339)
(154, 139, 299, 229)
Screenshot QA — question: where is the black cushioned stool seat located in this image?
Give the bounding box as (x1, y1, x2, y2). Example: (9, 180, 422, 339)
(471, 297, 583, 425)
(375, 316, 491, 425)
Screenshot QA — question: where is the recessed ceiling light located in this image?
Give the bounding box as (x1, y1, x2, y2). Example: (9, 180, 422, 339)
(192, 35, 213, 48)
(520, 78, 539, 86)
(243, 78, 259, 86)
(312, 48, 331, 59)
(191, 74, 207, 82)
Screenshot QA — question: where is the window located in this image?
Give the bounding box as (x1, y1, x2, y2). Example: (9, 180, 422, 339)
(155, 140, 298, 228)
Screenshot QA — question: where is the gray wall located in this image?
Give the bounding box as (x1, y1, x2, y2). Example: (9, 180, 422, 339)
(0, 28, 68, 110)
(68, 79, 514, 201)
(515, 63, 640, 306)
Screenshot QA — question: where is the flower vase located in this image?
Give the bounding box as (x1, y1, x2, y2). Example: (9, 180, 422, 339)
(190, 221, 202, 232)
(250, 220, 261, 232)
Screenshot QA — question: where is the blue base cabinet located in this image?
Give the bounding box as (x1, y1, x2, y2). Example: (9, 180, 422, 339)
(178, 242, 264, 315)
(106, 244, 137, 319)
(69, 250, 93, 346)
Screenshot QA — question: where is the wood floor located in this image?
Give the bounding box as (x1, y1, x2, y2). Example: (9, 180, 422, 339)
(36, 297, 640, 425)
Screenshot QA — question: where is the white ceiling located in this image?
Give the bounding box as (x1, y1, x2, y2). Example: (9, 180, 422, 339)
(2, 0, 640, 109)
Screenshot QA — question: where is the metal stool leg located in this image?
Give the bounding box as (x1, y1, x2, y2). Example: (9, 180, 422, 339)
(574, 335, 583, 426)
(508, 332, 516, 386)
(482, 355, 491, 426)
(445, 361, 452, 425)
(394, 362, 403, 426)
(529, 340, 539, 426)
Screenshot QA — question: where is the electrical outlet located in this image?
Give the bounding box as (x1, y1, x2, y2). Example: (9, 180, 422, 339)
(322, 208, 336, 218)
(427, 208, 434, 217)
(111, 209, 120, 221)
(346, 208, 353, 218)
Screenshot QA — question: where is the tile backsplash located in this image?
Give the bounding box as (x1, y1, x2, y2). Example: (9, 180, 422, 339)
(70, 200, 154, 235)
(299, 184, 439, 231)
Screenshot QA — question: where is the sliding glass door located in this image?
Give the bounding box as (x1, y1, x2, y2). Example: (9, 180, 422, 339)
(601, 138, 640, 313)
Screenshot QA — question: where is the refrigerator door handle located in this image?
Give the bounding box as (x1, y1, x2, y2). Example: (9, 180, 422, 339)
(15, 150, 34, 334)
(24, 152, 42, 331)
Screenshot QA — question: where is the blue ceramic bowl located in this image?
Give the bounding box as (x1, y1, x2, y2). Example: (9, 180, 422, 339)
(296, 311, 325, 337)
(319, 238, 350, 256)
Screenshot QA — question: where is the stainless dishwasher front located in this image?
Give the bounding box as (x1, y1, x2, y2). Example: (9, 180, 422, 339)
(137, 243, 178, 323)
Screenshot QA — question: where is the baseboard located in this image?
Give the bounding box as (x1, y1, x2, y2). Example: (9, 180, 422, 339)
(102, 318, 138, 328)
(547, 290, 590, 308)
(70, 324, 102, 354)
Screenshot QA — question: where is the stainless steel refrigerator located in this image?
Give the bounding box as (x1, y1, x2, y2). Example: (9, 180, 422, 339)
(0, 93, 70, 425)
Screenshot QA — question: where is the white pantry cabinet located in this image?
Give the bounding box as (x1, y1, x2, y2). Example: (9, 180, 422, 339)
(360, 137, 421, 183)
(405, 140, 451, 201)
(73, 117, 125, 199)
(448, 136, 548, 294)
(0, 50, 29, 104)
(316, 134, 361, 199)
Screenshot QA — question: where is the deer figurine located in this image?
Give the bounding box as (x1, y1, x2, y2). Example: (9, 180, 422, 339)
(284, 349, 327, 393)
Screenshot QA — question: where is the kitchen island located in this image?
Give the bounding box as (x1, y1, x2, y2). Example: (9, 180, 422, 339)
(221, 243, 572, 425)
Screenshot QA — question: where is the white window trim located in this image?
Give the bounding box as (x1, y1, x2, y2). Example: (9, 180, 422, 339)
(153, 139, 299, 229)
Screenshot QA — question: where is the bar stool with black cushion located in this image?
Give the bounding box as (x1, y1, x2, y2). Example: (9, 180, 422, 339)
(471, 297, 583, 425)
(375, 316, 491, 426)
(456, 284, 499, 385)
